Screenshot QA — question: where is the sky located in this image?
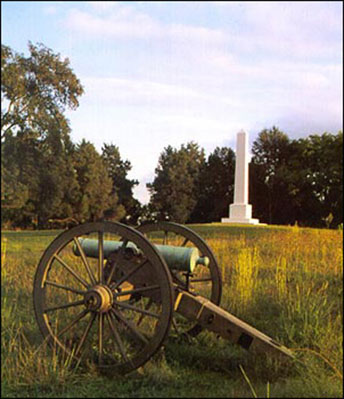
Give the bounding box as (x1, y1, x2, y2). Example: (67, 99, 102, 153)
(2, 1, 343, 204)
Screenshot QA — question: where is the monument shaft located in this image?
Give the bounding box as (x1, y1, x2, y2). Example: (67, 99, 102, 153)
(221, 130, 260, 225)
(233, 131, 249, 204)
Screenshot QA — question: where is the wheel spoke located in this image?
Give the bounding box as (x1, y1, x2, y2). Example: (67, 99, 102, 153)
(57, 309, 89, 337)
(111, 308, 148, 345)
(53, 254, 89, 288)
(73, 238, 97, 285)
(98, 231, 104, 284)
(106, 312, 129, 362)
(181, 237, 189, 247)
(113, 259, 148, 290)
(136, 298, 153, 326)
(98, 313, 104, 365)
(44, 299, 85, 313)
(75, 311, 97, 357)
(171, 317, 180, 334)
(106, 239, 128, 285)
(44, 280, 86, 295)
(113, 301, 160, 318)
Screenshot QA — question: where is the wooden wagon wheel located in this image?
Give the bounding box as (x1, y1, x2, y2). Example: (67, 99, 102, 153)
(137, 221, 222, 337)
(33, 221, 174, 375)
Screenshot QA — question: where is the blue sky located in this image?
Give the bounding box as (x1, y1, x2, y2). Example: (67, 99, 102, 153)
(2, 1, 343, 203)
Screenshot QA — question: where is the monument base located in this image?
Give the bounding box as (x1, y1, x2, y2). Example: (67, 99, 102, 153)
(221, 203, 261, 225)
(221, 217, 260, 225)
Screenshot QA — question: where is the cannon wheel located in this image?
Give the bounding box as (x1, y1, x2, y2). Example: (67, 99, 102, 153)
(137, 221, 222, 337)
(33, 221, 174, 375)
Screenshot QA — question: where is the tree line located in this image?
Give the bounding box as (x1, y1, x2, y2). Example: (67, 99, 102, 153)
(1, 43, 342, 229)
(1, 42, 139, 229)
(148, 129, 342, 228)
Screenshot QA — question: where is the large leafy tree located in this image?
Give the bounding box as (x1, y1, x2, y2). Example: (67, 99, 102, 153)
(1, 42, 83, 141)
(1, 42, 84, 227)
(101, 143, 140, 223)
(147, 142, 205, 223)
(191, 146, 235, 222)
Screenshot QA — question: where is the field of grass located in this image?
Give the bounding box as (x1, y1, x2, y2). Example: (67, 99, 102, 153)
(1, 223, 343, 398)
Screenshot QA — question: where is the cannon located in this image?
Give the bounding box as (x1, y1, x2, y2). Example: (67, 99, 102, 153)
(33, 221, 293, 375)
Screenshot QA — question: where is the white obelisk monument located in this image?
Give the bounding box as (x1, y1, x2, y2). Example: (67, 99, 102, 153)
(221, 130, 260, 224)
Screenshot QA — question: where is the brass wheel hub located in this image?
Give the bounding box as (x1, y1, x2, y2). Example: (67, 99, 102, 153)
(84, 285, 113, 312)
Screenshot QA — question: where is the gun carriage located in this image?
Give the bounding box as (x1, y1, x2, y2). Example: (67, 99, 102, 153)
(33, 221, 292, 375)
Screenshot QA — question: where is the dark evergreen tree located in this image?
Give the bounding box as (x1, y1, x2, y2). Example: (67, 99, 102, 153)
(147, 142, 205, 223)
(72, 140, 124, 223)
(101, 143, 140, 224)
(250, 126, 295, 224)
(191, 146, 235, 222)
(289, 132, 343, 228)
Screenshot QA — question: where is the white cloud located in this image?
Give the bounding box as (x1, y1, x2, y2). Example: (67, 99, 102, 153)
(64, 8, 160, 38)
(80, 76, 244, 110)
(86, 1, 120, 12)
(227, 2, 341, 60)
(64, 5, 226, 45)
(63, 1, 342, 72)
(168, 23, 226, 45)
(43, 5, 58, 15)
(82, 77, 201, 102)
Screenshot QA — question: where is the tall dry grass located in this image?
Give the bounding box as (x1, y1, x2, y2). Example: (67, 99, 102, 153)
(1, 225, 343, 397)
(206, 225, 343, 383)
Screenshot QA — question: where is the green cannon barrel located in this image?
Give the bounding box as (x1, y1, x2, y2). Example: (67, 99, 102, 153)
(73, 238, 209, 272)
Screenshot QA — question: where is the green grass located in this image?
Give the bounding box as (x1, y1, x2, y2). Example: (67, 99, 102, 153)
(1, 224, 343, 398)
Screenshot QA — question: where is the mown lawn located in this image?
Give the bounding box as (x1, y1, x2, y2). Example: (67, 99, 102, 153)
(1, 223, 343, 398)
